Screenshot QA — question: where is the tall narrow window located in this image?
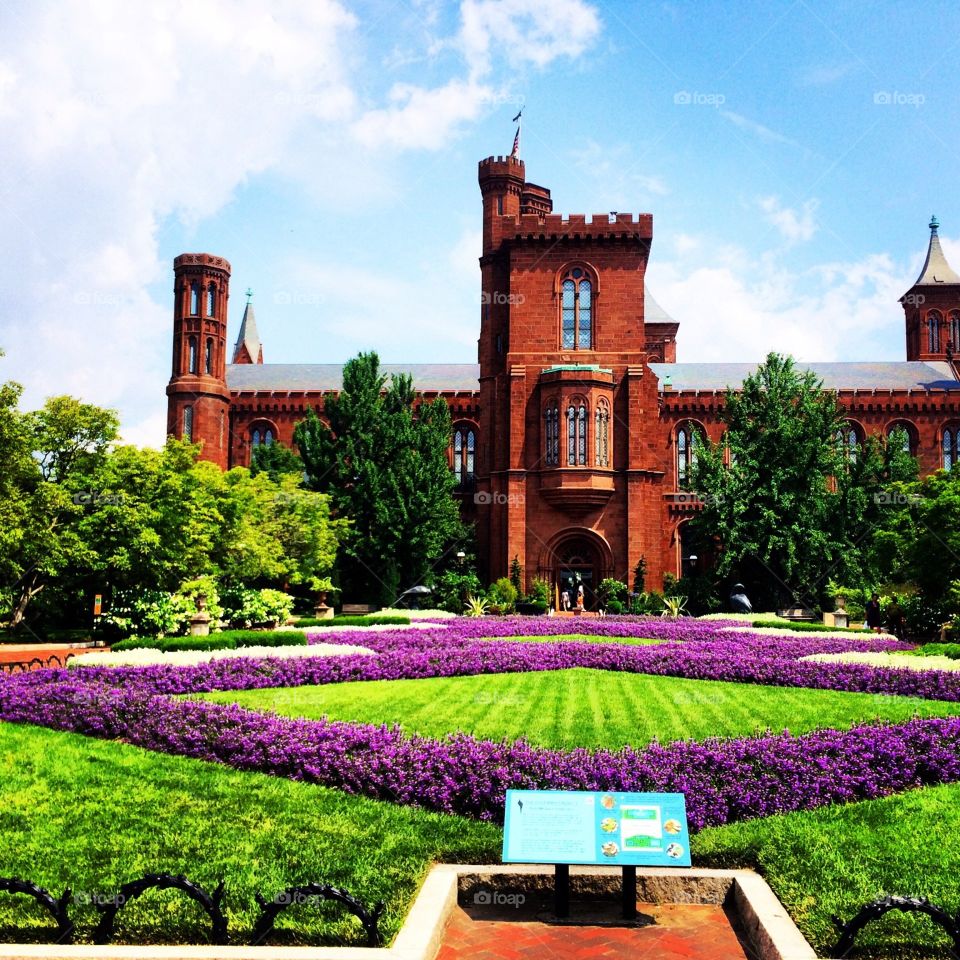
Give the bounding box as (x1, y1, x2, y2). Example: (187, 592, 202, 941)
(577, 404, 587, 465)
(567, 405, 576, 464)
(188, 336, 198, 374)
(252, 428, 262, 448)
(183, 405, 193, 442)
(836, 425, 860, 464)
(559, 267, 594, 349)
(190, 283, 199, 316)
(677, 422, 702, 488)
(451, 426, 476, 486)
(929, 310, 943, 353)
(207, 284, 216, 317)
(544, 405, 559, 466)
(567, 402, 588, 465)
(264, 429, 274, 445)
(944, 428, 957, 471)
(595, 399, 610, 467)
(205, 337, 213, 374)
(886, 421, 916, 455)
(950, 311, 960, 351)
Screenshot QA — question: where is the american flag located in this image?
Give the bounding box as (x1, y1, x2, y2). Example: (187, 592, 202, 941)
(510, 127, 520, 158)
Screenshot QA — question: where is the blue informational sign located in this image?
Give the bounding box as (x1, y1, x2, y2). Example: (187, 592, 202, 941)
(502, 790, 692, 868)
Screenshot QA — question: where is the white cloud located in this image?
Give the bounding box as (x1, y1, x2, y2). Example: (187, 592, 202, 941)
(720, 109, 802, 148)
(758, 196, 820, 244)
(646, 237, 922, 365)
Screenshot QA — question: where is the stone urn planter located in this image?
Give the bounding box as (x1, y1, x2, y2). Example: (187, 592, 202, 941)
(189, 593, 212, 637)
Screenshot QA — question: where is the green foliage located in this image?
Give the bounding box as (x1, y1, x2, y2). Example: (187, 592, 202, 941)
(249, 439, 303, 481)
(914, 642, 960, 659)
(527, 577, 551, 605)
(295, 352, 466, 606)
(487, 577, 518, 612)
(751, 618, 872, 634)
(597, 578, 628, 607)
(430, 568, 483, 614)
(464, 595, 489, 617)
(509, 555, 522, 591)
(112, 630, 307, 653)
(632, 556, 647, 594)
(660, 595, 688, 618)
(691, 353, 918, 611)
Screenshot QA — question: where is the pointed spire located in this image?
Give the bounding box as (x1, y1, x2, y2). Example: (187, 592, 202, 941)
(232, 291, 263, 364)
(914, 215, 960, 285)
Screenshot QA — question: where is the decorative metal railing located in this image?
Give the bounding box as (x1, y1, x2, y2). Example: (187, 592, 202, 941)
(0, 872, 384, 947)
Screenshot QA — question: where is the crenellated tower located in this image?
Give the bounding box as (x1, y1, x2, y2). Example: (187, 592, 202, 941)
(902, 216, 960, 362)
(165, 253, 232, 469)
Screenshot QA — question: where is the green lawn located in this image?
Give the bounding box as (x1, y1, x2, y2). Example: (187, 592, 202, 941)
(695, 781, 960, 959)
(0, 722, 500, 945)
(200, 668, 960, 750)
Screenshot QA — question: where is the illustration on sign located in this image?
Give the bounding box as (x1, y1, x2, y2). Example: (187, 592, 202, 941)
(503, 790, 691, 868)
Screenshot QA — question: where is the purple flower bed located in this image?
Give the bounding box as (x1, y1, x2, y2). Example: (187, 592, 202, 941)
(2, 671, 960, 830)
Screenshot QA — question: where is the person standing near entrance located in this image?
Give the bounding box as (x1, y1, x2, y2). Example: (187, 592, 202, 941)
(865, 593, 883, 633)
(577, 583, 585, 609)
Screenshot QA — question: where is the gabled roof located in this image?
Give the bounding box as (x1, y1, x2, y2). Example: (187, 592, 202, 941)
(232, 299, 263, 364)
(644, 284, 674, 323)
(913, 216, 960, 285)
(227, 363, 481, 393)
(649, 360, 960, 392)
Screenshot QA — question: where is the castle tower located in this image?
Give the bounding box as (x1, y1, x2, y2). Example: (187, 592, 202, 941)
(902, 216, 960, 361)
(165, 253, 232, 469)
(232, 290, 263, 364)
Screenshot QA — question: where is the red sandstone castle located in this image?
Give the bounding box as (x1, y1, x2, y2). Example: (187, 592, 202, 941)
(167, 155, 960, 600)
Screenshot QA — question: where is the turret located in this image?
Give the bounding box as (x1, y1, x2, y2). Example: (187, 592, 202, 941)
(165, 253, 232, 468)
(902, 217, 960, 362)
(478, 156, 526, 255)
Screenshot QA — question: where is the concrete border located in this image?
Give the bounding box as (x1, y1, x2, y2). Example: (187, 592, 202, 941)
(0, 865, 815, 960)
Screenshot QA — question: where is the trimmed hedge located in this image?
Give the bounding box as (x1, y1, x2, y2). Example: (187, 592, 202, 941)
(296, 615, 411, 628)
(111, 630, 307, 653)
(754, 619, 873, 634)
(915, 643, 960, 660)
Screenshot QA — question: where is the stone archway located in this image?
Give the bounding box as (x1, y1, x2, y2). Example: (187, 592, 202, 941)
(539, 529, 613, 611)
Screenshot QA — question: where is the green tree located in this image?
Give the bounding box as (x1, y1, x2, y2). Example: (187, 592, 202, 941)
(691, 353, 860, 609)
(294, 352, 465, 605)
(250, 439, 303, 481)
(1, 394, 119, 626)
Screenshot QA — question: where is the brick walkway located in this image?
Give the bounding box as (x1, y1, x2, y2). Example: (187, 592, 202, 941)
(435, 899, 751, 960)
(0, 644, 90, 672)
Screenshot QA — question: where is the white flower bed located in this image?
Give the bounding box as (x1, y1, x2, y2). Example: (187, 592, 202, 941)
(70, 642, 375, 669)
(804, 652, 960, 672)
(306, 621, 444, 634)
(376, 608, 457, 619)
(722, 625, 894, 640)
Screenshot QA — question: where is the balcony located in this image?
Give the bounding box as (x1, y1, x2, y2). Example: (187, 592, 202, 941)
(540, 468, 614, 513)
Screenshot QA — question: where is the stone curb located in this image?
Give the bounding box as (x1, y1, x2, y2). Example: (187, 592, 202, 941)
(0, 865, 816, 960)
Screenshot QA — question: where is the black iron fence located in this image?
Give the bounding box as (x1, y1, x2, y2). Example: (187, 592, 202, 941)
(0, 872, 384, 947)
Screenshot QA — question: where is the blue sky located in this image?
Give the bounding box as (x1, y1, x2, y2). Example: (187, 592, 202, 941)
(2, 0, 958, 444)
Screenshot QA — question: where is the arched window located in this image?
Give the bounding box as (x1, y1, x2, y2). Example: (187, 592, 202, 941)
(188, 336, 198, 374)
(544, 404, 559, 466)
(676, 422, 702, 488)
(567, 402, 588, 465)
(944, 428, 958, 471)
(452, 425, 476, 486)
(189, 283, 200, 316)
(929, 310, 943, 353)
(251, 426, 274, 449)
(595, 398, 610, 467)
(560, 267, 593, 349)
(886, 421, 917, 456)
(207, 284, 216, 317)
(950, 311, 960, 352)
(183, 405, 193, 442)
(204, 337, 214, 375)
(835, 424, 860, 464)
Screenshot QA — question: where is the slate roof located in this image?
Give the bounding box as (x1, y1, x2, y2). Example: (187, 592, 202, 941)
(232, 301, 263, 363)
(649, 361, 960, 392)
(914, 216, 960, 285)
(227, 363, 482, 393)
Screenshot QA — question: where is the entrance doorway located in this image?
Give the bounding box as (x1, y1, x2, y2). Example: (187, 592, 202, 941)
(555, 539, 601, 611)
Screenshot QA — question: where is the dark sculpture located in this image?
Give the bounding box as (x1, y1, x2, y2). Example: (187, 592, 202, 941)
(0, 877, 75, 943)
(729, 583, 752, 613)
(832, 895, 960, 958)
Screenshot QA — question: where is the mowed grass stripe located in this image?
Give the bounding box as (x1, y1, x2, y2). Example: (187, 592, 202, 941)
(0, 722, 500, 945)
(200, 669, 960, 751)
